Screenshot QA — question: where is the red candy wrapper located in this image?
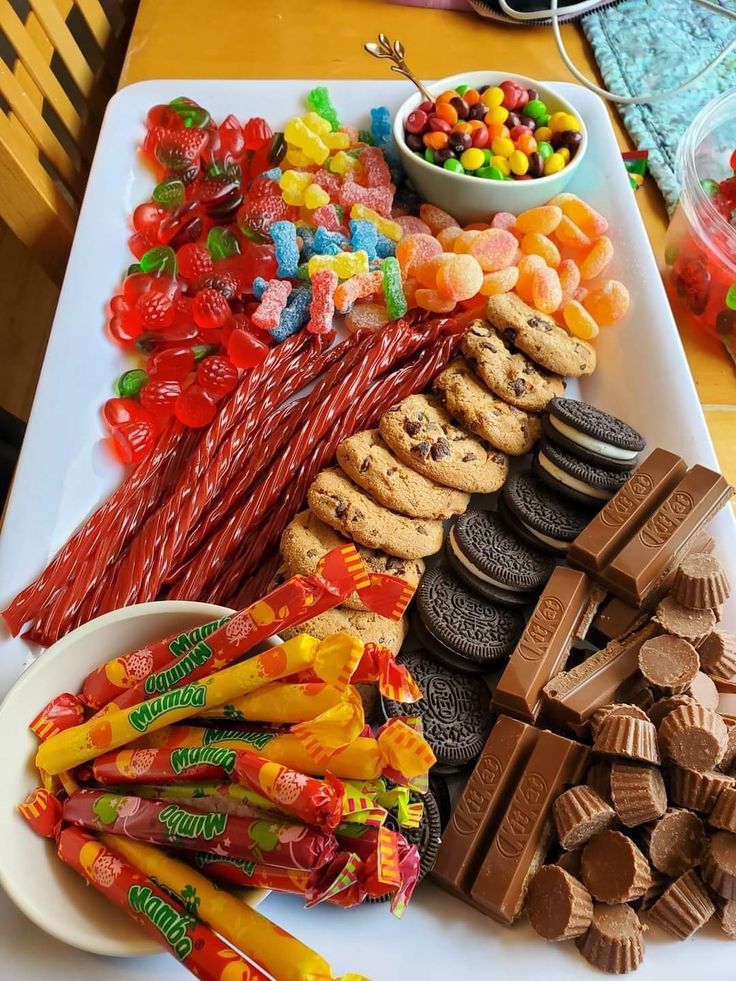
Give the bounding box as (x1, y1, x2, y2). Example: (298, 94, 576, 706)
(30, 693, 85, 739)
(18, 787, 63, 840)
(95, 545, 413, 718)
(58, 827, 266, 980)
(63, 788, 337, 870)
(91, 746, 345, 830)
(195, 850, 363, 908)
(82, 616, 232, 710)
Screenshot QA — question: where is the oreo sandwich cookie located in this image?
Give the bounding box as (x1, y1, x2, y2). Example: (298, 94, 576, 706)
(544, 398, 645, 472)
(532, 439, 630, 507)
(368, 788, 442, 901)
(500, 471, 594, 554)
(415, 565, 524, 671)
(381, 650, 493, 769)
(446, 509, 555, 607)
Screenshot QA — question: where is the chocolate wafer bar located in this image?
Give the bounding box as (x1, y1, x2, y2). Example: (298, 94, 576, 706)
(493, 568, 596, 723)
(432, 716, 539, 896)
(468, 728, 588, 923)
(433, 717, 588, 924)
(569, 451, 732, 607)
(543, 622, 660, 732)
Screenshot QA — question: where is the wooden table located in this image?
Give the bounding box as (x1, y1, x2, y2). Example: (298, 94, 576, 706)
(121, 0, 736, 482)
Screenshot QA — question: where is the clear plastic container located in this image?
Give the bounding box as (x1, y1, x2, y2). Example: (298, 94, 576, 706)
(664, 89, 736, 338)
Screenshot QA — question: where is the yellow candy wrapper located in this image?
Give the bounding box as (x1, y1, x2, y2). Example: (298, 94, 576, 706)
(37, 633, 362, 776)
(142, 717, 436, 784)
(195, 681, 349, 724)
(102, 836, 368, 981)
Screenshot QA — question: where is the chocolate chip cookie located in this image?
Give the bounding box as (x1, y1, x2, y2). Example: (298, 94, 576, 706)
(486, 292, 597, 377)
(433, 357, 542, 456)
(280, 606, 407, 655)
(307, 468, 444, 560)
(337, 429, 470, 519)
(461, 319, 565, 411)
(378, 393, 509, 494)
(280, 510, 424, 611)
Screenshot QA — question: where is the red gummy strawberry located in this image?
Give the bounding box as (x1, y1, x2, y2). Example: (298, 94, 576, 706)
(153, 128, 208, 173)
(197, 355, 238, 398)
(238, 190, 298, 236)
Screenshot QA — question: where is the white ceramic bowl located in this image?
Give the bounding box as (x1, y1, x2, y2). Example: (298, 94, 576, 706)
(0, 601, 277, 957)
(393, 70, 588, 224)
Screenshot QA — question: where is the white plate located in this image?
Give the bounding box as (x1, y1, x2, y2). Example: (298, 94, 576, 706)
(0, 601, 272, 958)
(0, 79, 734, 979)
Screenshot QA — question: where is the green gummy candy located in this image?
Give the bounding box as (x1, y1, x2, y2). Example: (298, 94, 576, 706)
(536, 113, 550, 127)
(152, 178, 185, 209)
(455, 84, 469, 95)
(240, 226, 267, 244)
(443, 158, 464, 174)
(140, 245, 177, 276)
(358, 129, 375, 146)
(424, 148, 436, 164)
(307, 86, 340, 131)
(537, 141, 554, 160)
(207, 226, 240, 260)
(727, 284, 736, 311)
(296, 264, 310, 281)
(115, 368, 149, 398)
(126, 263, 142, 277)
(382, 256, 407, 320)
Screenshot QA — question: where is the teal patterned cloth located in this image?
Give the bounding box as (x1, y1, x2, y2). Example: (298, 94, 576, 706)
(583, 0, 736, 214)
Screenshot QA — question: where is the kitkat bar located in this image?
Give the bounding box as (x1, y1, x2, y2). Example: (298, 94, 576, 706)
(543, 622, 660, 731)
(469, 728, 588, 924)
(607, 466, 733, 605)
(569, 451, 733, 607)
(432, 716, 539, 897)
(493, 568, 595, 723)
(568, 449, 687, 574)
(432, 716, 588, 924)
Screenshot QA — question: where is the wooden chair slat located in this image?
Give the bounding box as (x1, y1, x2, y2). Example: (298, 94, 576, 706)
(73, 0, 113, 52)
(0, 58, 82, 193)
(26, 0, 95, 99)
(0, 1, 83, 146)
(0, 109, 76, 282)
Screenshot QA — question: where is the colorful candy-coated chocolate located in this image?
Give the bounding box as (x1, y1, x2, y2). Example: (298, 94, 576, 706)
(404, 80, 580, 180)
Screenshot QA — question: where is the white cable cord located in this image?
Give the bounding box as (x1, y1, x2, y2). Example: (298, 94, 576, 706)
(497, 0, 736, 105)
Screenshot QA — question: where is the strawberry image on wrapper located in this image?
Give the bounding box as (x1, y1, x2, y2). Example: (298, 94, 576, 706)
(58, 827, 266, 981)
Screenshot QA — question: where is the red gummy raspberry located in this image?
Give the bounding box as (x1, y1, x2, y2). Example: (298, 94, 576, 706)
(193, 288, 230, 329)
(136, 290, 175, 330)
(140, 378, 182, 417)
(197, 355, 239, 398)
(176, 243, 213, 281)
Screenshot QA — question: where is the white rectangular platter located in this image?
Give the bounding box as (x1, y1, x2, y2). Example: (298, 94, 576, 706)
(0, 79, 734, 980)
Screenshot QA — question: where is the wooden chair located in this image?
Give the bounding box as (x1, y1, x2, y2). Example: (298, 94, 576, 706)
(0, 0, 137, 283)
